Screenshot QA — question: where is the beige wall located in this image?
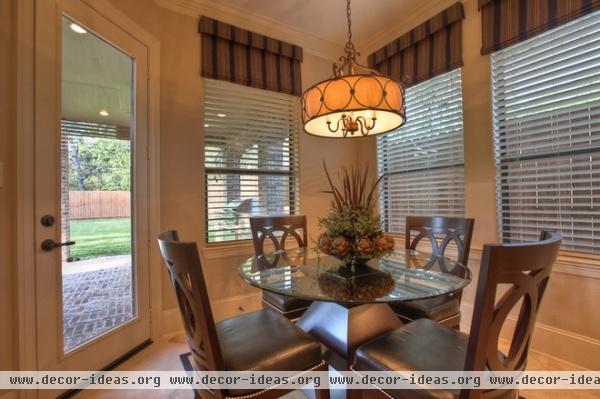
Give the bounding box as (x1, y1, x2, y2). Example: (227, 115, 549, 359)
(3, 0, 599, 372)
(0, 0, 16, 372)
(460, 0, 498, 247)
(103, 1, 365, 316)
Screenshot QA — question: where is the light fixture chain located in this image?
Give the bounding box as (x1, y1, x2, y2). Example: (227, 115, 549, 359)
(346, 0, 352, 47)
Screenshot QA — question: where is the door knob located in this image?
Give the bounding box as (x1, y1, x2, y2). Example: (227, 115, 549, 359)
(41, 239, 76, 252)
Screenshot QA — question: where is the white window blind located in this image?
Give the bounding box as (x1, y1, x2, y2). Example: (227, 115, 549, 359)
(493, 11, 600, 254)
(203, 79, 300, 243)
(377, 69, 465, 233)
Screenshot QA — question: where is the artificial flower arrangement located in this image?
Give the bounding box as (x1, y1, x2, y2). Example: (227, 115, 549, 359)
(316, 162, 396, 272)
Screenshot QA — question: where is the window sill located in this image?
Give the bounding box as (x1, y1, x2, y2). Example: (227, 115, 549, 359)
(554, 251, 600, 279)
(469, 247, 600, 279)
(200, 240, 256, 260)
(200, 239, 279, 260)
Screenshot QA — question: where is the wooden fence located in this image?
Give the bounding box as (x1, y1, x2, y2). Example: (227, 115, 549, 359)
(69, 191, 130, 219)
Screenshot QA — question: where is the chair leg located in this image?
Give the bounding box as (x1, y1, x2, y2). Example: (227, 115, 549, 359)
(314, 387, 330, 399)
(346, 389, 362, 399)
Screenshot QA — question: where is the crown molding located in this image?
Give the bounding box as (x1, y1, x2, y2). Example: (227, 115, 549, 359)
(154, 0, 342, 61)
(357, 0, 457, 57)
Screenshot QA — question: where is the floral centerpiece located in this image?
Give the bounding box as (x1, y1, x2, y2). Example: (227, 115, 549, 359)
(316, 162, 395, 273)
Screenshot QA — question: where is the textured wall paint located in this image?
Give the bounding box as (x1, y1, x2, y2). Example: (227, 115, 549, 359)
(2, 0, 599, 372)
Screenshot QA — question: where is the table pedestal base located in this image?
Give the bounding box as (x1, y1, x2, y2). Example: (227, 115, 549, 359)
(296, 301, 402, 370)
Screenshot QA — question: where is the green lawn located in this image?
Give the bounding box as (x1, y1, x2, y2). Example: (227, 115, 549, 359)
(69, 218, 131, 259)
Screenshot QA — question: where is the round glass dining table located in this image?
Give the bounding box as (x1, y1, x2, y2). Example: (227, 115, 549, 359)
(240, 247, 471, 369)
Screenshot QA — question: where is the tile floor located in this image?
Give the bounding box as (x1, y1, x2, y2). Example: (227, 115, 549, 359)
(72, 331, 599, 399)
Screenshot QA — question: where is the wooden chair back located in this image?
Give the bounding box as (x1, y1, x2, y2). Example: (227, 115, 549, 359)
(461, 231, 561, 398)
(405, 216, 475, 268)
(157, 231, 225, 375)
(250, 215, 308, 256)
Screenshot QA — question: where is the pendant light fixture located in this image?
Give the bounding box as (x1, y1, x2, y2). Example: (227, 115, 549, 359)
(301, 0, 406, 138)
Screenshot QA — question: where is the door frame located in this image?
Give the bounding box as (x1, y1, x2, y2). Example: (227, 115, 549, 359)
(15, 0, 161, 387)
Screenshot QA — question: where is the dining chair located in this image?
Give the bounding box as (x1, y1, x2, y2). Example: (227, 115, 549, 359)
(390, 215, 475, 329)
(250, 215, 313, 320)
(351, 231, 561, 399)
(157, 231, 329, 399)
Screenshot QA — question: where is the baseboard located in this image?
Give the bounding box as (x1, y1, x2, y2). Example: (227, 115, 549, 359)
(460, 302, 600, 370)
(211, 293, 263, 322)
(160, 293, 263, 336)
(160, 307, 184, 336)
(0, 390, 17, 399)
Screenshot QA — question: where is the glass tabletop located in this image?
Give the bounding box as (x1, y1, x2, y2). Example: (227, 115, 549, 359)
(240, 248, 471, 305)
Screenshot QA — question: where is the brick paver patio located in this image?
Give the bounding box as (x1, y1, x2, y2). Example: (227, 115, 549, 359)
(62, 256, 134, 352)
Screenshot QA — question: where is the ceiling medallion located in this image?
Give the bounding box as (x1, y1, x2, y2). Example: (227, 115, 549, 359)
(301, 0, 406, 138)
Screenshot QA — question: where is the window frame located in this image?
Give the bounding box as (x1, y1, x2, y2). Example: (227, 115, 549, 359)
(202, 78, 300, 245)
(376, 68, 466, 234)
(491, 10, 600, 255)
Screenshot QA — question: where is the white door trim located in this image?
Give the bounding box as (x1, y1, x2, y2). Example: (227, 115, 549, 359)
(15, 0, 161, 385)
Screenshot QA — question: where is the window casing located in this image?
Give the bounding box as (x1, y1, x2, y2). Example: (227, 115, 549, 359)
(493, 11, 600, 254)
(203, 79, 300, 243)
(377, 69, 465, 233)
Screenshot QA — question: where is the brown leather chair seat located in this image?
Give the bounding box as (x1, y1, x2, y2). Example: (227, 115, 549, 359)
(389, 295, 460, 325)
(216, 309, 322, 396)
(263, 291, 312, 315)
(159, 231, 329, 399)
(354, 319, 515, 399)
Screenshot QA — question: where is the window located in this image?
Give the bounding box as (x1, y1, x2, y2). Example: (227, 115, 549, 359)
(203, 79, 300, 243)
(493, 11, 600, 254)
(377, 69, 465, 233)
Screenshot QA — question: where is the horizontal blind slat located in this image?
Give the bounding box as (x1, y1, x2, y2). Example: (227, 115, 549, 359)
(377, 69, 465, 232)
(204, 79, 300, 243)
(493, 10, 600, 254)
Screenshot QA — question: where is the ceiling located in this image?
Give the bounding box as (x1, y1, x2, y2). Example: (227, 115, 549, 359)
(188, 0, 439, 52)
(60, 0, 448, 127)
(61, 16, 132, 128)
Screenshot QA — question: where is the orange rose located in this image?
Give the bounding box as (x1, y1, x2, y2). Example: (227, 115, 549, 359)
(355, 236, 375, 257)
(318, 233, 333, 254)
(331, 236, 351, 257)
(374, 233, 395, 253)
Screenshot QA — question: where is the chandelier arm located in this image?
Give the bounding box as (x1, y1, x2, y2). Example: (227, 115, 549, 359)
(366, 116, 377, 130)
(358, 118, 369, 136)
(354, 117, 369, 136)
(327, 118, 342, 133)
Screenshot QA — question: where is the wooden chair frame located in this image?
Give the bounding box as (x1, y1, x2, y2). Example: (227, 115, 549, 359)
(396, 216, 475, 327)
(250, 215, 308, 256)
(405, 215, 475, 271)
(157, 231, 329, 399)
(250, 215, 311, 320)
(352, 231, 561, 399)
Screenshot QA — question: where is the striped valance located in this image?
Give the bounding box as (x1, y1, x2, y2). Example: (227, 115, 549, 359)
(199, 17, 303, 96)
(480, 0, 600, 55)
(367, 3, 465, 87)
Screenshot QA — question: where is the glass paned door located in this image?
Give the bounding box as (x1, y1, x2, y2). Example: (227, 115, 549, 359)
(35, 1, 151, 382)
(60, 16, 135, 352)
